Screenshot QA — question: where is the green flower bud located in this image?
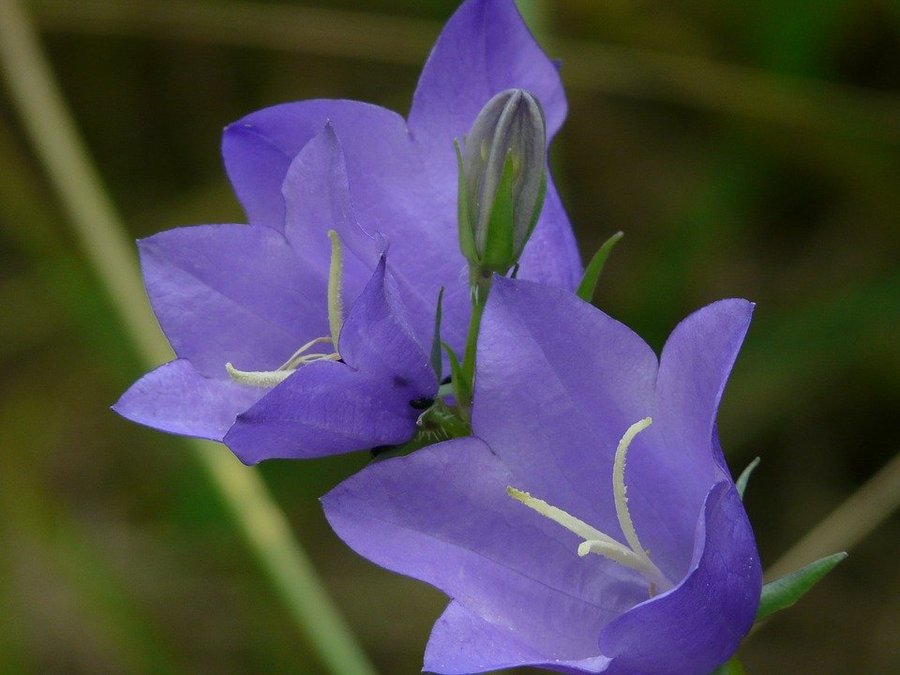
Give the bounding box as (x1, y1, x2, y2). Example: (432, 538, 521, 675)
(456, 89, 547, 276)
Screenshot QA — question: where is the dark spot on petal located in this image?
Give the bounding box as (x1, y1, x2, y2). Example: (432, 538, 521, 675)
(393, 375, 410, 388)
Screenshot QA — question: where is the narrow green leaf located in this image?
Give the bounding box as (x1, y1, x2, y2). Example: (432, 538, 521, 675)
(757, 552, 848, 621)
(576, 231, 624, 303)
(430, 287, 444, 383)
(443, 341, 471, 413)
(736, 456, 760, 500)
(454, 140, 476, 262)
(709, 656, 746, 675)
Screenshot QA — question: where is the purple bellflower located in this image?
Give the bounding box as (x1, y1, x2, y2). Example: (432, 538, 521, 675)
(323, 278, 762, 674)
(113, 0, 581, 463)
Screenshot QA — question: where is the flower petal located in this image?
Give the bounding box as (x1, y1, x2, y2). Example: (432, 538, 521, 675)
(282, 124, 380, 285)
(223, 99, 406, 229)
(625, 299, 754, 577)
(336, 257, 435, 386)
(473, 277, 658, 536)
(409, 0, 567, 156)
(516, 173, 583, 291)
(597, 481, 761, 675)
(139, 224, 327, 377)
(223, 258, 436, 462)
(323, 438, 646, 663)
(112, 359, 263, 441)
(425, 601, 614, 674)
(408, 0, 580, 291)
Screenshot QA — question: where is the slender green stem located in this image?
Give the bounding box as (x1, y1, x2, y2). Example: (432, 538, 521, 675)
(459, 272, 492, 413)
(0, 2, 375, 673)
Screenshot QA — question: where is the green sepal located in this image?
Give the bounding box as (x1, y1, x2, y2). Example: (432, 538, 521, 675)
(454, 140, 477, 263)
(709, 656, 746, 675)
(576, 231, 624, 303)
(515, 168, 546, 260)
(756, 552, 848, 622)
(735, 456, 760, 500)
(430, 287, 445, 383)
(443, 341, 472, 415)
(480, 151, 517, 271)
(371, 401, 471, 462)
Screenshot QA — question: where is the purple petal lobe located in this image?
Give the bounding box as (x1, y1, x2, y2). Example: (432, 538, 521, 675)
(223, 99, 406, 229)
(516, 173, 583, 291)
(625, 299, 754, 577)
(655, 299, 754, 470)
(323, 438, 646, 665)
(224, 259, 436, 462)
(112, 359, 263, 441)
(282, 124, 379, 285)
(426, 601, 614, 674)
(139, 224, 326, 377)
(473, 277, 657, 537)
(598, 482, 762, 675)
(407, 0, 580, 294)
(425, 601, 545, 674)
(409, 0, 567, 154)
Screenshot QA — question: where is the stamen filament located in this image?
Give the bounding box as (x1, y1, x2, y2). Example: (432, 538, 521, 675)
(279, 336, 334, 370)
(327, 230, 344, 342)
(507, 487, 623, 549)
(506, 416, 673, 595)
(225, 362, 295, 387)
(224, 231, 347, 389)
(613, 417, 653, 563)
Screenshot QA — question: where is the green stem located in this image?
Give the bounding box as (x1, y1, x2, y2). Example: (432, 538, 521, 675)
(459, 271, 492, 413)
(0, 2, 375, 673)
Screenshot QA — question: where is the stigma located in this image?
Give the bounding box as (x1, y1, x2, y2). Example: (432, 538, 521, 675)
(508, 417, 672, 595)
(225, 230, 345, 388)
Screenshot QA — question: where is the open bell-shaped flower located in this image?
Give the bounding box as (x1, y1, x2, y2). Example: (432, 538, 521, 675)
(112, 0, 581, 463)
(323, 278, 762, 674)
(457, 89, 547, 277)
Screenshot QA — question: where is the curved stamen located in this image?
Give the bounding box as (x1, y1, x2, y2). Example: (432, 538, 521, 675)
(613, 417, 653, 566)
(506, 416, 672, 595)
(326, 229, 344, 342)
(225, 231, 347, 388)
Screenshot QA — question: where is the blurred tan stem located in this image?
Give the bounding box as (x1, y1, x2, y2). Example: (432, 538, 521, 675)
(767, 451, 900, 580)
(0, 1, 376, 673)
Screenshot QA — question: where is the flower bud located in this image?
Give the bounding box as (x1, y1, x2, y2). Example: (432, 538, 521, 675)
(456, 89, 547, 276)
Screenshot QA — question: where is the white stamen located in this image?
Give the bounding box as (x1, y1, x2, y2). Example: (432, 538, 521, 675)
(506, 416, 671, 594)
(507, 487, 623, 550)
(279, 336, 334, 370)
(327, 229, 344, 342)
(224, 232, 346, 388)
(225, 363, 295, 387)
(613, 417, 653, 564)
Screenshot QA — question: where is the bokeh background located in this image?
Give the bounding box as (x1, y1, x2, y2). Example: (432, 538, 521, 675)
(1, 0, 898, 672)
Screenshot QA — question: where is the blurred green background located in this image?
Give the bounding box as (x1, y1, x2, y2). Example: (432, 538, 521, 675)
(1, 0, 898, 673)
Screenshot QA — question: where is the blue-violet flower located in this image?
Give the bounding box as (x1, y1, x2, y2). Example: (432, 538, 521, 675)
(323, 278, 762, 674)
(113, 0, 581, 463)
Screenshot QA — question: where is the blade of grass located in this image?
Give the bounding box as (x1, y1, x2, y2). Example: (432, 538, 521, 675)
(0, 2, 375, 673)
